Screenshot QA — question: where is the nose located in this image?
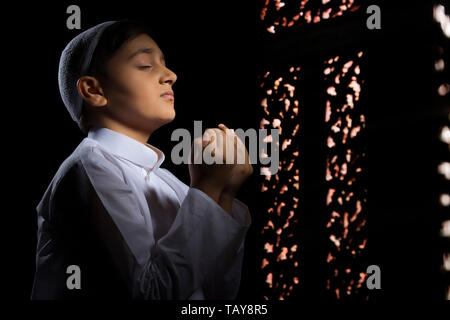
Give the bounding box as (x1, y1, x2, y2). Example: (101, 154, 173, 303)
(161, 66, 177, 86)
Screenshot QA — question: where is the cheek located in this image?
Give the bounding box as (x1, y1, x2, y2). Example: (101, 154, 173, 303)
(133, 81, 162, 113)
(110, 72, 159, 109)
(134, 79, 158, 102)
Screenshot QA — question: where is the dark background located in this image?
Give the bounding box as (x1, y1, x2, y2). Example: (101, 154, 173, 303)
(4, 0, 449, 302)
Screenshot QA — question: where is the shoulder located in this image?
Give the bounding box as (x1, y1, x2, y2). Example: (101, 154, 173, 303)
(37, 139, 124, 208)
(36, 138, 133, 220)
(76, 138, 127, 183)
(53, 138, 124, 186)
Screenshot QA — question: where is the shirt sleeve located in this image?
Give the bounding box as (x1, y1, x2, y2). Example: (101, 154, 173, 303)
(79, 147, 251, 300)
(201, 197, 252, 299)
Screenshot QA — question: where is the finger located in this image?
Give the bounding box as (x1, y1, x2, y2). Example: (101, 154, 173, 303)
(211, 128, 224, 159)
(202, 133, 215, 147)
(218, 124, 235, 146)
(209, 135, 216, 157)
(202, 130, 211, 145)
(218, 123, 235, 135)
(218, 124, 234, 138)
(207, 135, 216, 157)
(233, 135, 238, 163)
(203, 128, 218, 144)
(204, 128, 215, 138)
(219, 126, 237, 163)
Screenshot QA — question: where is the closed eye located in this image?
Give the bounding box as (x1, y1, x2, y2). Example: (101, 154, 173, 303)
(138, 65, 152, 69)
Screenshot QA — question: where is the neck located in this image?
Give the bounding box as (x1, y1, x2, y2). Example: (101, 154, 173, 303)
(91, 119, 153, 145)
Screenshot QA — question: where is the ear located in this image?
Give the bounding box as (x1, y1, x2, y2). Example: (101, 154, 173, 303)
(77, 76, 107, 107)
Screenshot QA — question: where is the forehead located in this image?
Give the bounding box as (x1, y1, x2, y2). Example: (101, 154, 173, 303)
(117, 33, 163, 58)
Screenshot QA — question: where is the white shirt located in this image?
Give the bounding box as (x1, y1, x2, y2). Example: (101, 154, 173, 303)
(31, 126, 251, 300)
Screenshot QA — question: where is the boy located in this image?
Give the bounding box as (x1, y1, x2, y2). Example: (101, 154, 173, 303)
(31, 20, 253, 299)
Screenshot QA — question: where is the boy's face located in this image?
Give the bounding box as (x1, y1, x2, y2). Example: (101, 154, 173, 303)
(100, 33, 177, 131)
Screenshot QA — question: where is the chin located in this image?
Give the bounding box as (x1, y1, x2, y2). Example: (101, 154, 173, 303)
(163, 108, 176, 123)
(152, 109, 176, 127)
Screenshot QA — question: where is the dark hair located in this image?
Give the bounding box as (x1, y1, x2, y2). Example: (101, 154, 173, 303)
(79, 20, 157, 134)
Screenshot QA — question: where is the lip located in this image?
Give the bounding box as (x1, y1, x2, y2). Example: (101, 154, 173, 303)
(161, 90, 174, 97)
(161, 94, 174, 101)
(161, 90, 174, 101)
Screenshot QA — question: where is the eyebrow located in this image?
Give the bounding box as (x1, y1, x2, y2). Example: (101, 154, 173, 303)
(127, 48, 165, 62)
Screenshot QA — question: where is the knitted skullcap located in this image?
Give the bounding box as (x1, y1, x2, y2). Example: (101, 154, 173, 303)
(58, 21, 117, 127)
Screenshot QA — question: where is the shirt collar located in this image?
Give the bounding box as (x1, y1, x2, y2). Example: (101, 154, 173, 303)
(87, 126, 165, 173)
